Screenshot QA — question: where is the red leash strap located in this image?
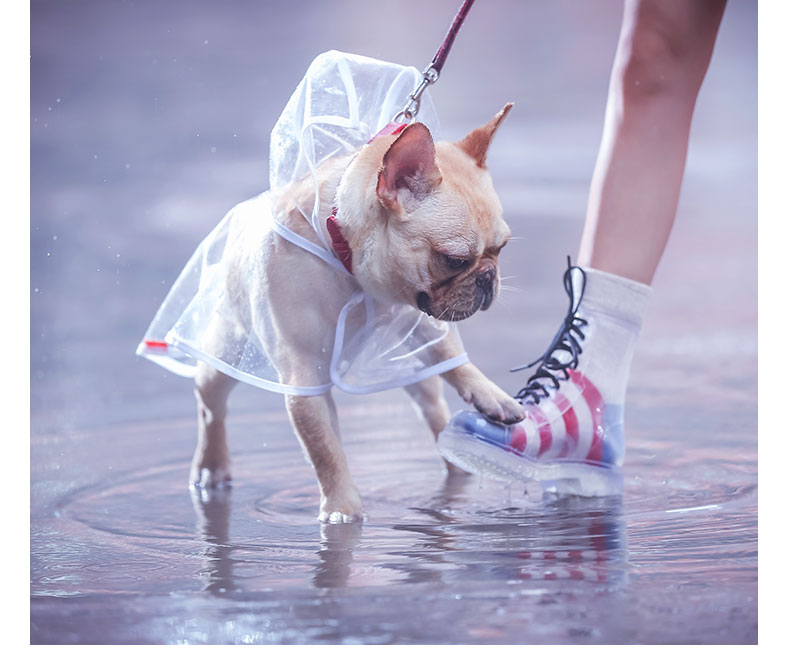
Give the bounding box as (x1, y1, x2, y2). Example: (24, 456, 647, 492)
(393, 0, 477, 123)
(431, 0, 476, 76)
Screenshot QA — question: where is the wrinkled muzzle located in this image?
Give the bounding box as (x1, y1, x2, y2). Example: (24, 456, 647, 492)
(417, 263, 498, 322)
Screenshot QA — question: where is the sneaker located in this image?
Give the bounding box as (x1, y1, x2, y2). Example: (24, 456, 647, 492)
(437, 258, 652, 496)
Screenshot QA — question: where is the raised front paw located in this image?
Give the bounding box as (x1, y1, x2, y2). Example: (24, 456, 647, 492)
(467, 380, 525, 425)
(318, 490, 366, 524)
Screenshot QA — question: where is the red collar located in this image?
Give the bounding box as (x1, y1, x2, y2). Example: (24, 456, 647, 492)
(326, 122, 408, 275)
(326, 207, 353, 274)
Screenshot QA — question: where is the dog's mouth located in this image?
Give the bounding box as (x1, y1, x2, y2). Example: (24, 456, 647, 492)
(416, 291, 432, 316)
(416, 291, 484, 322)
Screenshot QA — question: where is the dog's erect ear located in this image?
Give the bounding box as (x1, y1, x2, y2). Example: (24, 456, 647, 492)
(376, 123, 443, 210)
(456, 102, 514, 169)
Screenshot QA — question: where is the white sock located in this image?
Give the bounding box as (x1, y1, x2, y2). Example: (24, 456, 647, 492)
(572, 266, 652, 408)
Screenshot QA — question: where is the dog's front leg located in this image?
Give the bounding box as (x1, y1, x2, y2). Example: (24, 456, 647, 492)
(405, 375, 472, 475)
(404, 375, 451, 438)
(442, 362, 525, 425)
(285, 392, 364, 524)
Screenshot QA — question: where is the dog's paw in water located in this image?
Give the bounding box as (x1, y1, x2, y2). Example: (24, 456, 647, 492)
(318, 491, 366, 524)
(189, 464, 232, 490)
(318, 510, 367, 524)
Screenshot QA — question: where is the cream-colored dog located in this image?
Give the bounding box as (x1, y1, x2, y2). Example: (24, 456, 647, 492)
(191, 104, 525, 522)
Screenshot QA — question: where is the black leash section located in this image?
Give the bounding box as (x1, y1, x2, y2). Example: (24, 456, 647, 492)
(393, 0, 477, 123)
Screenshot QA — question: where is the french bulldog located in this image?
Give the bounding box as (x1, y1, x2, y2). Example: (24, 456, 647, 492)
(191, 103, 526, 522)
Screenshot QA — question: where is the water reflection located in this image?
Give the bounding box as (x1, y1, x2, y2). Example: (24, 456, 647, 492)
(387, 480, 628, 589)
(189, 473, 628, 594)
(190, 485, 237, 596)
(314, 522, 364, 589)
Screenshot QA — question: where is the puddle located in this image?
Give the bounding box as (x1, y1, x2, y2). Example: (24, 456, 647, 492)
(30, 0, 756, 644)
(31, 404, 756, 644)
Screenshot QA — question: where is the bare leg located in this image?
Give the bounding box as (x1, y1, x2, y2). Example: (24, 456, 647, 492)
(578, 0, 726, 284)
(192, 362, 237, 487)
(285, 392, 364, 523)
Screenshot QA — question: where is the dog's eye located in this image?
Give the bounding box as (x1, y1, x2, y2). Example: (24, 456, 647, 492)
(444, 255, 470, 270)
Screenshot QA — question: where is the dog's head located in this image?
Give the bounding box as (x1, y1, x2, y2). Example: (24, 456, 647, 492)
(338, 103, 514, 321)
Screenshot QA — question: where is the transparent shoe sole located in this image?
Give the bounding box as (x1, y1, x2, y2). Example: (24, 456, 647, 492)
(438, 427, 623, 498)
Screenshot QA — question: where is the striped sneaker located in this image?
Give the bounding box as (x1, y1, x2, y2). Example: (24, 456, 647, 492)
(437, 258, 652, 497)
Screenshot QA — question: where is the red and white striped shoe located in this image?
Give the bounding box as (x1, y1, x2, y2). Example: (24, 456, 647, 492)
(438, 259, 652, 497)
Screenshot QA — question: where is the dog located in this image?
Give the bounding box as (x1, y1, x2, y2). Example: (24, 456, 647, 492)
(190, 103, 526, 522)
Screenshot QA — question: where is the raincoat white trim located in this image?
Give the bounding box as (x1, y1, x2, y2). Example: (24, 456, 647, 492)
(137, 51, 470, 396)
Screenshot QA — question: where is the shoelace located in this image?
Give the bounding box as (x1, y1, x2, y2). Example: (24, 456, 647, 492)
(511, 257, 588, 404)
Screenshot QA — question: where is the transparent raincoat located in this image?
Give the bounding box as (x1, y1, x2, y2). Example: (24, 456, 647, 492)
(137, 51, 469, 395)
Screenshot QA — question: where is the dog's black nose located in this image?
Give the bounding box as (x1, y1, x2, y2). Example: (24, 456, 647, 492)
(476, 267, 496, 310)
(476, 268, 495, 292)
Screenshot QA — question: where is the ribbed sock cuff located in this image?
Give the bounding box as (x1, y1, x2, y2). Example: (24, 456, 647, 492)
(578, 267, 652, 327)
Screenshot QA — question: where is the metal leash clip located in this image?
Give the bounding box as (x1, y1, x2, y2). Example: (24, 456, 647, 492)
(392, 64, 440, 124)
(391, 0, 475, 123)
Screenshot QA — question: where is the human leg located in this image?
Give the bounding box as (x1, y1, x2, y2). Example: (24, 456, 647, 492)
(437, 0, 726, 491)
(579, 0, 726, 285)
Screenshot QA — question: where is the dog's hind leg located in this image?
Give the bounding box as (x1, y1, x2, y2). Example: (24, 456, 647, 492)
(190, 306, 250, 488)
(285, 392, 364, 523)
(191, 362, 237, 488)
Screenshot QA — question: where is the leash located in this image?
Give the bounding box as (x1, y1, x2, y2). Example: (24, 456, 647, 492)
(393, 0, 477, 123)
(328, 0, 478, 274)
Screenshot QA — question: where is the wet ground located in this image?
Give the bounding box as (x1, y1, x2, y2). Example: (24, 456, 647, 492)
(30, 0, 757, 645)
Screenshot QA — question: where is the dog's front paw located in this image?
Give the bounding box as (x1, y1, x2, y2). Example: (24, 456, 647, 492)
(467, 380, 526, 425)
(318, 490, 366, 524)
